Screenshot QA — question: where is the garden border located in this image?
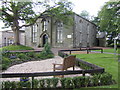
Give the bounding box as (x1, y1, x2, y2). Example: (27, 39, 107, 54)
(1, 48, 105, 88)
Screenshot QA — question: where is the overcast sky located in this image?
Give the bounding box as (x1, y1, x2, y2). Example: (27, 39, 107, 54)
(0, 0, 110, 30)
(71, 0, 110, 16)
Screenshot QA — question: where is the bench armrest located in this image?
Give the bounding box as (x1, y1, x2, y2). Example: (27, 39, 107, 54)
(52, 63, 63, 65)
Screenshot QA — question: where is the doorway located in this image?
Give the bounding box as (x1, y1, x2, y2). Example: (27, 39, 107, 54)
(42, 34, 48, 47)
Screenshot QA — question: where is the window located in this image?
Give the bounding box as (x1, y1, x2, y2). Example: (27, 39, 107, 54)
(57, 22, 63, 43)
(87, 24, 90, 43)
(32, 24, 37, 43)
(79, 19, 82, 23)
(43, 20, 48, 31)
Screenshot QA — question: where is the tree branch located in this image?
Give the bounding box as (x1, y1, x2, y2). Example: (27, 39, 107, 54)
(19, 15, 42, 28)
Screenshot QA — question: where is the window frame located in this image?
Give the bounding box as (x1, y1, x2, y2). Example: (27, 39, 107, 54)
(56, 22, 63, 43)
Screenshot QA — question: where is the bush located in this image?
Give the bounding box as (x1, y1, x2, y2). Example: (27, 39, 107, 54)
(2, 72, 115, 89)
(1, 45, 34, 51)
(27, 52, 35, 58)
(99, 72, 114, 85)
(75, 60, 93, 70)
(64, 77, 74, 88)
(17, 81, 31, 88)
(17, 53, 31, 61)
(17, 53, 27, 59)
(2, 57, 11, 70)
(46, 78, 51, 88)
(33, 79, 39, 88)
(39, 79, 45, 88)
(60, 78, 66, 88)
(50, 78, 59, 88)
(72, 76, 81, 88)
(36, 43, 54, 59)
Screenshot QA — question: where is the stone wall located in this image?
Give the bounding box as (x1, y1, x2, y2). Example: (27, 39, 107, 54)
(25, 13, 97, 48)
(73, 14, 97, 48)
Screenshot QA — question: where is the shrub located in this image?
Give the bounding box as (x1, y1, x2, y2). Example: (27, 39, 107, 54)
(17, 81, 31, 88)
(17, 53, 27, 59)
(2, 57, 11, 70)
(27, 52, 35, 58)
(39, 79, 45, 88)
(99, 72, 114, 85)
(50, 78, 59, 88)
(72, 76, 81, 88)
(17, 53, 32, 61)
(46, 78, 51, 88)
(2, 72, 115, 88)
(36, 52, 54, 60)
(64, 77, 74, 88)
(92, 74, 101, 86)
(2, 45, 34, 51)
(33, 79, 39, 88)
(38, 43, 54, 59)
(60, 78, 66, 88)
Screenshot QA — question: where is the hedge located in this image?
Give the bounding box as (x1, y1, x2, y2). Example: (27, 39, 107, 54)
(2, 72, 115, 89)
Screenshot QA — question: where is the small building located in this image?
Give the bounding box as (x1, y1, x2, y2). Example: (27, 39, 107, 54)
(25, 13, 98, 48)
(96, 31, 107, 47)
(0, 29, 25, 47)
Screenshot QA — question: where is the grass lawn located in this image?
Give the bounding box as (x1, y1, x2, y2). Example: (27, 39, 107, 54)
(103, 48, 119, 53)
(74, 53, 118, 88)
(93, 48, 119, 54)
(0, 45, 34, 51)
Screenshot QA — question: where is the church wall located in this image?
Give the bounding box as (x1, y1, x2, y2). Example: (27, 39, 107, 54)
(73, 14, 97, 48)
(51, 18, 73, 48)
(25, 13, 97, 48)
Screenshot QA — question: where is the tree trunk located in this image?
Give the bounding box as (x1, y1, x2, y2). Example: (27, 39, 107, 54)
(12, 26, 20, 45)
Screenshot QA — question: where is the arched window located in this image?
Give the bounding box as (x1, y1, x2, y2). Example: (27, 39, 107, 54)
(32, 24, 37, 43)
(57, 22, 63, 43)
(42, 18, 48, 31)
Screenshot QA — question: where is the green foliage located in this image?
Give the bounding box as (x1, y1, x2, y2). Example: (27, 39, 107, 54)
(2, 57, 11, 70)
(46, 78, 51, 88)
(75, 53, 118, 88)
(64, 77, 74, 88)
(98, 1, 120, 45)
(1, 47, 54, 70)
(17, 81, 31, 88)
(80, 10, 90, 20)
(39, 79, 45, 88)
(33, 79, 39, 88)
(50, 78, 59, 88)
(76, 60, 93, 70)
(60, 78, 66, 88)
(1, 45, 34, 51)
(2, 73, 115, 88)
(72, 76, 81, 88)
(26, 52, 35, 58)
(17, 53, 27, 59)
(37, 43, 54, 59)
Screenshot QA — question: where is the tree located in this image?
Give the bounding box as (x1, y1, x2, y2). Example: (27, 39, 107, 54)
(80, 10, 90, 20)
(0, 0, 73, 45)
(98, 0, 120, 45)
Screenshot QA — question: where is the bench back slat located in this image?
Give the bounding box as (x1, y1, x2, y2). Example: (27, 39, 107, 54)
(63, 55, 76, 70)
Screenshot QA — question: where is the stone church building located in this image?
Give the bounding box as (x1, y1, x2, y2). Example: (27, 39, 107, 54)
(25, 13, 97, 48)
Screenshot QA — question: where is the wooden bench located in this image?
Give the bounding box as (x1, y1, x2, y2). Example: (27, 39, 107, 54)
(53, 55, 76, 77)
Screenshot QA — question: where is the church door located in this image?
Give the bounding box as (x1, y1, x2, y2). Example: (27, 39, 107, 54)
(42, 34, 48, 47)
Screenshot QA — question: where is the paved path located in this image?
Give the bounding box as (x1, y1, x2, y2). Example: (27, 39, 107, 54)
(1, 56, 85, 81)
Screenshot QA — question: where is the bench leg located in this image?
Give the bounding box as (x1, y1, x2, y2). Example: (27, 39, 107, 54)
(73, 66, 75, 71)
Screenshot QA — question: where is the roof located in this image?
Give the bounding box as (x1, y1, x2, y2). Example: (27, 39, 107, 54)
(73, 12, 97, 26)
